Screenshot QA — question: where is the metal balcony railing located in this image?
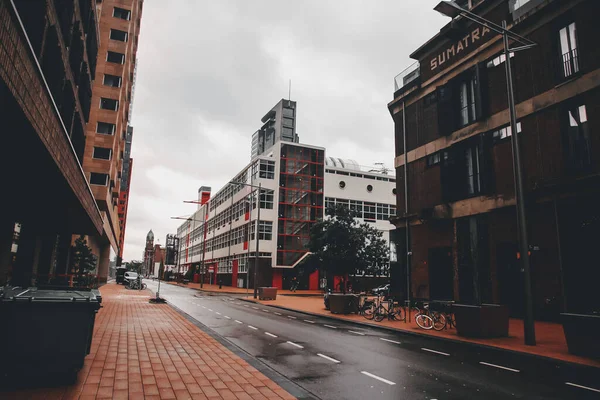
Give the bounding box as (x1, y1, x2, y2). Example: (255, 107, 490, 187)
(562, 48, 580, 79)
(393, 61, 420, 96)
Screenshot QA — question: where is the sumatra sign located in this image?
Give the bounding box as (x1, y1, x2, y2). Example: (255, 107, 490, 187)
(430, 25, 492, 71)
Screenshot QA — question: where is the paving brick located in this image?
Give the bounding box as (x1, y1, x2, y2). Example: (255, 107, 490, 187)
(2, 283, 296, 400)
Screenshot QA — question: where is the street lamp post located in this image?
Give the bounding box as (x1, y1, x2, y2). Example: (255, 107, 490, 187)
(434, 1, 537, 345)
(230, 179, 262, 299)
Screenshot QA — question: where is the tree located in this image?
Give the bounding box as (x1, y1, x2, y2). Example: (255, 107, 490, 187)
(128, 260, 143, 274)
(307, 204, 390, 287)
(70, 235, 98, 286)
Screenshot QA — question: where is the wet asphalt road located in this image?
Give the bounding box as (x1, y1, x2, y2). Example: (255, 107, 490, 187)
(144, 281, 600, 400)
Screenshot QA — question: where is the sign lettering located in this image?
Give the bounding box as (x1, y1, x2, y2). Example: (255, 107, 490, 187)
(430, 26, 491, 71)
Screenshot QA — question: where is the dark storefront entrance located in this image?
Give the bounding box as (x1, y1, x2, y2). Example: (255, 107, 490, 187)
(428, 247, 454, 300)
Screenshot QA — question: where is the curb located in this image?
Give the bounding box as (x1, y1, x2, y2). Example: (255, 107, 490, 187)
(239, 298, 600, 371)
(168, 282, 321, 297)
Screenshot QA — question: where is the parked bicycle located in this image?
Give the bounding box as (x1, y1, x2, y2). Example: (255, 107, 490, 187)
(373, 298, 404, 322)
(126, 276, 147, 290)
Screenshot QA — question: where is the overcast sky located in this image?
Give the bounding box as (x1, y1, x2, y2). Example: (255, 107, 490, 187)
(122, 0, 447, 261)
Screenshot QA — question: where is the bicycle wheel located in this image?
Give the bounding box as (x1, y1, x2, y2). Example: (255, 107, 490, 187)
(415, 314, 434, 330)
(363, 303, 375, 320)
(141, 283, 147, 290)
(391, 305, 405, 321)
(432, 312, 447, 331)
(374, 305, 386, 322)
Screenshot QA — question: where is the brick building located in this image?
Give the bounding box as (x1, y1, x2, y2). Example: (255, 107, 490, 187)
(389, 0, 600, 320)
(83, 0, 143, 281)
(0, 0, 104, 286)
(117, 125, 134, 264)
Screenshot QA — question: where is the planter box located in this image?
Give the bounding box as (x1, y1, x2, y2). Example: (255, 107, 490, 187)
(329, 294, 359, 314)
(258, 287, 277, 300)
(453, 303, 509, 338)
(561, 313, 600, 359)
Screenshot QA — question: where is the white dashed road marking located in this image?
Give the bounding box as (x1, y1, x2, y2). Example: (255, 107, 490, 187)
(262, 309, 269, 312)
(286, 341, 304, 349)
(380, 338, 401, 344)
(248, 325, 258, 330)
(252, 306, 259, 310)
(479, 361, 519, 373)
(287, 316, 297, 319)
(304, 320, 315, 324)
(215, 312, 221, 315)
(224, 316, 231, 319)
(235, 320, 243, 324)
(274, 312, 282, 316)
(265, 332, 278, 338)
(208, 309, 213, 312)
(317, 353, 341, 363)
(421, 348, 450, 356)
(361, 371, 396, 385)
(323, 324, 337, 329)
(565, 382, 600, 393)
(348, 330, 365, 336)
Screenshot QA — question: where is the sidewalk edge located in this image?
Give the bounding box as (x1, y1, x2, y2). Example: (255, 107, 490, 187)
(165, 300, 320, 400)
(239, 298, 600, 371)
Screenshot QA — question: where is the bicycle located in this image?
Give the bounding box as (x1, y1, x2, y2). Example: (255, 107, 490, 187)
(428, 302, 456, 331)
(360, 297, 377, 320)
(373, 298, 405, 322)
(126, 278, 147, 290)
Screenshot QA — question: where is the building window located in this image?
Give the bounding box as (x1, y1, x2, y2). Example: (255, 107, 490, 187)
(100, 98, 118, 110)
(90, 173, 108, 186)
(106, 51, 125, 64)
(426, 153, 442, 167)
(559, 22, 579, 79)
(442, 137, 492, 201)
(113, 7, 131, 20)
(563, 104, 591, 173)
(282, 117, 294, 128)
(486, 52, 514, 68)
(364, 202, 376, 220)
(259, 160, 275, 179)
(283, 107, 294, 118)
(93, 147, 112, 160)
(492, 122, 521, 142)
(96, 122, 115, 135)
(366, 184, 373, 193)
(376, 204, 390, 221)
(339, 181, 346, 189)
(459, 73, 478, 127)
(110, 29, 128, 42)
(251, 221, 273, 240)
(103, 74, 122, 87)
(259, 189, 274, 209)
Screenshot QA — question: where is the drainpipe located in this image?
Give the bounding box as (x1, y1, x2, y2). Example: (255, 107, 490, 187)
(402, 100, 412, 322)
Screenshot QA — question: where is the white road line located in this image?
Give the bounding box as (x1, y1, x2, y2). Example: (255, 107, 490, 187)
(287, 316, 297, 319)
(348, 330, 365, 336)
(317, 353, 341, 363)
(323, 324, 337, 329)
(215, 312, 221, 315)
(380, 338, 401, 344)
(286, 341, 304, 349)
(208, 309, 213, 312)
(421, 348, 450, 356)
(565, 382, 600, 393)
(479, 361, 519, 373)
(252, 306, 259, 309)
(235, 320, 243, 324)
(248, 325, 258, 330)
(224, 316, 231, 319)
(243, 305, 249, 307)
(304, 320, 315, 324)
(262, 309, 269, 312)
(265, 332, 278, 338)
(274, 312, 282, 315)
(361, 371, 396, 386)
(201, 306, 206, 309)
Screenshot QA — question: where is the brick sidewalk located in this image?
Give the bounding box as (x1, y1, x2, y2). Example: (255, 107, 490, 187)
(249, 295, 600, 369)
(3, 283, 295, 400)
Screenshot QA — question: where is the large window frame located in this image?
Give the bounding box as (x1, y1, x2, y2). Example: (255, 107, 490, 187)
(558, 22, 579, 80)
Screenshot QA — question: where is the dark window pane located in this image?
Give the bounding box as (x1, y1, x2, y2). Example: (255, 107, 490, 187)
(90, 173, 108, 185)
(106, 51, 124, 64)
(103, 74, 121, 87)
(113, 7, 131, 20)
(100, 97, 118, 110)
(96, 122, 115, 135)
(93, 147, 112, 160)
(110, 29, 128, 42)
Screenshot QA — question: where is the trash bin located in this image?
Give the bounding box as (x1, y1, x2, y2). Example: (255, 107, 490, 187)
(0, 287, 102, 387)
